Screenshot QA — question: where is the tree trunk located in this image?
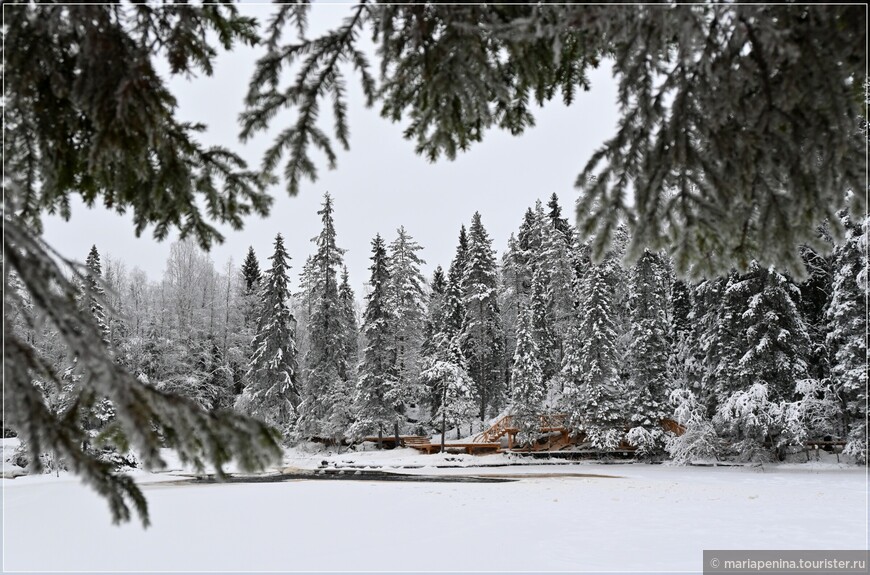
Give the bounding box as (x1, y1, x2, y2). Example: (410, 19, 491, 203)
(441, 381, 447, 452)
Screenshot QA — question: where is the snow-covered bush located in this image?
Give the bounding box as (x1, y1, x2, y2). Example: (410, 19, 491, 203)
(843, 432, 867, 464)
(97, 448, 139, 471)
(791, 379, 840, 439)
(586, 427, 623, 451)
(714, 383, 781, 461)
(421, 360, 477, 437)
(665, 388, 721, 464)
(626, 426, 664, 457)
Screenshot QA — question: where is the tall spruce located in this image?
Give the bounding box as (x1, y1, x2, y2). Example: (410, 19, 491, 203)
(337, 266, 359, 382)
(710, 264, 812, 459)
(352, 234, 398, 442)
(241, 247, 262, 293)
(723, 264, 811, 403)
(547, 193, 572, 242)
(511, 306, 546, 445)
(826, 214, 868, 462)
(422, 266, 447, 361)
(298, 192, 348, 439)
(442, 226, 469, 347)
(422, 266, 448, 414)
(82, 245, 109, 344)
(798, 241, 834, 385)
(529, 265, 558, 381)
(237, 234, 299, 431)
(561, 248, 625, 449)
(461, 212, 505, 420)
(627, 250, 672, 431)
(238, 247, 263, 359)
(388, 227, 427, 410)
(517, 206, 543, 297)
(499, 234, 525, 392)
(539, 216, 578, 341)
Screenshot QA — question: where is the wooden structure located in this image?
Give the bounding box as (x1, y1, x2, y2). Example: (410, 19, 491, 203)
(473, 414, 569, 449)
(405, 439, 502, 455)
(385, 415, 687, 456)
(358, 435, 501, 454)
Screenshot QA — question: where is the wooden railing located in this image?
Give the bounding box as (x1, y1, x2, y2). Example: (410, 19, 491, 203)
(473, 413, 569, 443)
(473, 415, 514, 443)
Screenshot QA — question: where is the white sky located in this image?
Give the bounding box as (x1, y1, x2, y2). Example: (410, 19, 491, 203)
(41, 4, 619, 289)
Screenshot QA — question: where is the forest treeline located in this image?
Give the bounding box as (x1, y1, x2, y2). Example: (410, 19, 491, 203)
(9, 193, 866, 464)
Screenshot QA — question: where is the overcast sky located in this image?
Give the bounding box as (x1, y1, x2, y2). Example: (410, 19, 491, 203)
(41, 5, 619, 290)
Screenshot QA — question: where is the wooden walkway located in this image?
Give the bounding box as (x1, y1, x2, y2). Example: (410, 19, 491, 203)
(358, 435, 501, 454)
(362, 415, 687, 455)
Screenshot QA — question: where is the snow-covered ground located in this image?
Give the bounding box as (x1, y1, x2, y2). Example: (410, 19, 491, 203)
(3, 441, 867, 572)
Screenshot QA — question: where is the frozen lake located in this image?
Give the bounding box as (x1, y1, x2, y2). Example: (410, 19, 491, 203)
(3, 453, 866, 572)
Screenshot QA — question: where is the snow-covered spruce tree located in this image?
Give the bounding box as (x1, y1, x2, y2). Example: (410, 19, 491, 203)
(710, 264, 812, 459)
(421, 355, 477, 449)
(422, 266, 448, 414)
(442, 225, 469, 338)
(528, 265, 558, 381)
(239, 246, 263, 332)
(539, 214, 578, 344)
(337, 266, 360, 382)
(422, 266, 447, 361)
(60, 246, 114, 431)
(517, 205, 544, 294)
(798, 241, 833, 385)
(241, 246, 262, 292)
(461, 212, 506, 421)
(607, 226, 635, 391)
(697, 274, 741, 410)
(626, 250, 672, 451)
(826, 214, 868, 462)
(351, 234, 398, 444)
(729, 264, 811, 403)
(499, 234, 524, 382)
(297, 193, 349, 440)
(511, 306, 546, 446)
(388, 226, 427, 414)
(236, 234, 300, 433)
(669, 278, 698, 402)
(671, 280, 693, 342)
(206, 339, 235, 411)
(83, 245, 110, 344)
(560, 246, 626, 450)
(292, 255, 317, 365)
(547, 193, 572, 243)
